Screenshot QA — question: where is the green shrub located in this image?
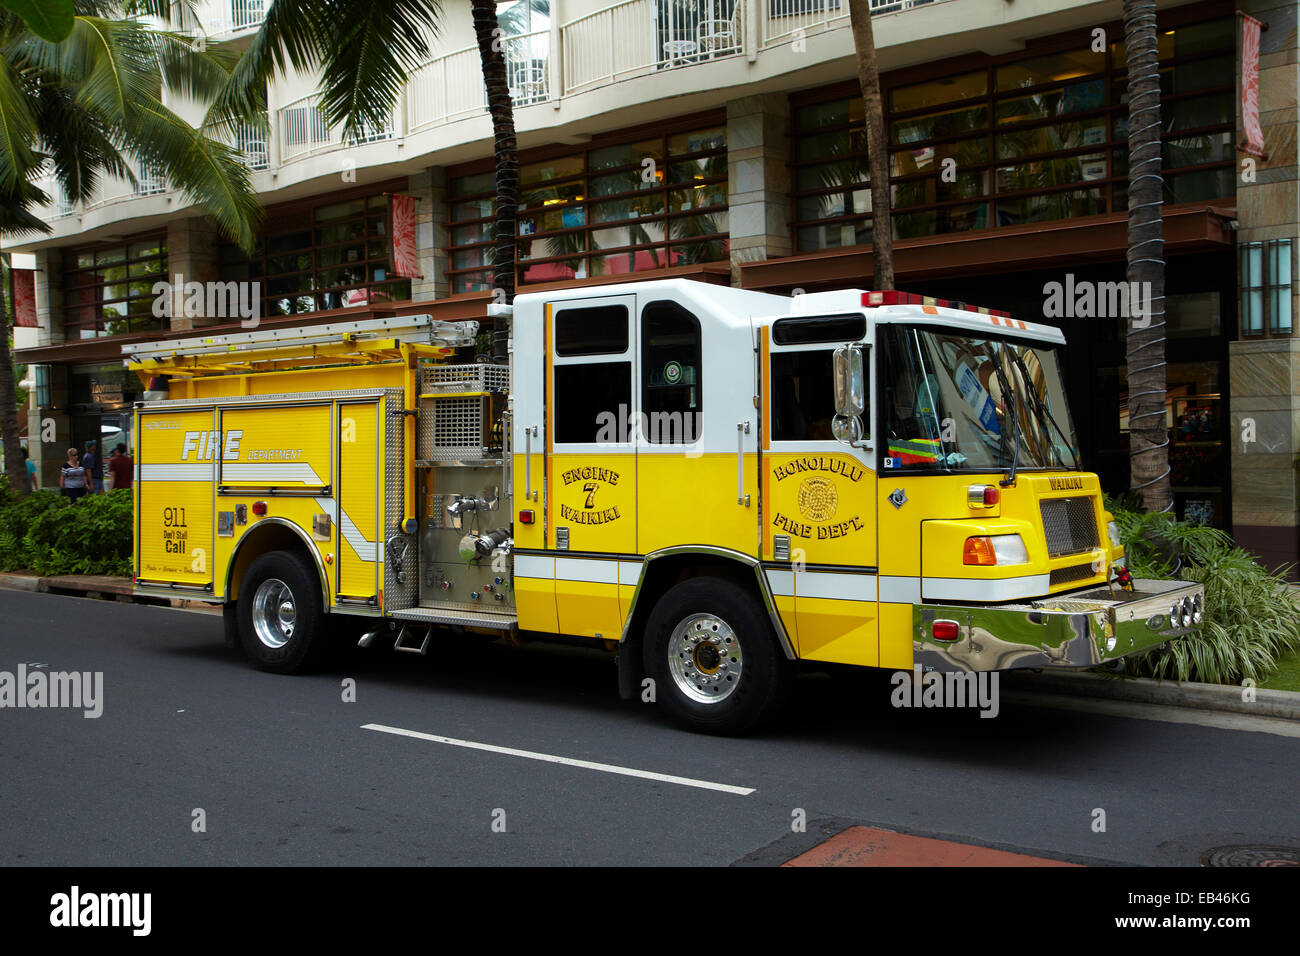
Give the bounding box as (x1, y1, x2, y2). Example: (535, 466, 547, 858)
(0, 488, 133, 577)
(1106, 497, 1300, 685)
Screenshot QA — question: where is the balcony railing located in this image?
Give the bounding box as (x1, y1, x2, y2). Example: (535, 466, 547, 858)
(407, 29, 551, 133)
(762, 0, 937, 48)
(208, 0, 268, 35)
(278, 93, 394, 163)
(562, 0, 744, 94)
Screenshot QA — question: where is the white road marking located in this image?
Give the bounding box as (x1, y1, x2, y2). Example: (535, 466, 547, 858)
(1003, 690, 1300, 739)
(361, 723, 755, 795)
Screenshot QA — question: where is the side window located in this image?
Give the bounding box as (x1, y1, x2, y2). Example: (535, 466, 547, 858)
(771, 350, 836, 442)
(641, 300, 701, 444)
(553, 302, 631, 444)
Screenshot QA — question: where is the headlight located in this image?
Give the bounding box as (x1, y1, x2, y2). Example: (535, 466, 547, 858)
(1107, 520, 1121, 549)
(990, 534, 1029, 565)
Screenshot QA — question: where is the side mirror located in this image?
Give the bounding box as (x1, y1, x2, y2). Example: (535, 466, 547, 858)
(833, 344, 864, 416)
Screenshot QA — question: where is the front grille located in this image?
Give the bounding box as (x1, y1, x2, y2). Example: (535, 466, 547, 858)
(1050, 563, 1099, 587)
(1040, 496, 1099, 558)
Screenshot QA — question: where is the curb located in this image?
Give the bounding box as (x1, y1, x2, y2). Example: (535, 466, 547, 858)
(1003, 669, 1300, 721)
(0, 573, 218, 613)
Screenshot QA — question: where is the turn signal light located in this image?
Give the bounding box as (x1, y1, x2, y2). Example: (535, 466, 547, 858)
(519, 510, 534, 524)
(963, 536, 997, 565)
(252, 501, 268, 517)
(932, 620, 960, 642)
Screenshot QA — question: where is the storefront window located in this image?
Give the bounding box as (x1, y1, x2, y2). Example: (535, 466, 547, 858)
(62, 237, 168, 340)
(219, 192, 411, 316)
(792, 15, 1233, 252)
(448, 122, 728, 293)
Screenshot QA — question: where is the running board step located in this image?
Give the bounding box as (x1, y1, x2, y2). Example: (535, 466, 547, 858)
(389, 607, 517, 631)
(392, 624, 432, 655)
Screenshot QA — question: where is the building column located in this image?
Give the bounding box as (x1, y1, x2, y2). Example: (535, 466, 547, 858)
(165, 217, 223, 331)
(25, 247, 67, 488)
(726, 94, 791, 285)
(1230, 0, 1300, 575)
(409, 166, 449, 301)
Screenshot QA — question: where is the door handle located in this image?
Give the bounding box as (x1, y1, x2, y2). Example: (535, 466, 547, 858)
(524, 424, 538, 502)
(736, 421, 751, 507)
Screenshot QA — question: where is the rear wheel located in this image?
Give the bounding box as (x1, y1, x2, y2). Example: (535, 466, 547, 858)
(644, 577, 790, 735)
(237, 549, 324, 673)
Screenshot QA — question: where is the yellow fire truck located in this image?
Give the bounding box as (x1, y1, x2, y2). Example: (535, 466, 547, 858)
(126, 279, 1202, 734)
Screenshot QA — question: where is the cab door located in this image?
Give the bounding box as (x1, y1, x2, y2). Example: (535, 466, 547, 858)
(547, 294, 637, 638)
(760, 318, 879, 665)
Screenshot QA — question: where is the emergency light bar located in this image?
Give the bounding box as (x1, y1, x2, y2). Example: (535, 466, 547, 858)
(861, 290, 1011, 319)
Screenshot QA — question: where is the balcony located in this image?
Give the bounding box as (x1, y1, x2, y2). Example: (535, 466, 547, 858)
(563, 0, 744, 93)
(278, 94, 395, 163)
(34, 0, 953, 226)
(407, 29, 552, 132)
(207, 0, 269, 36)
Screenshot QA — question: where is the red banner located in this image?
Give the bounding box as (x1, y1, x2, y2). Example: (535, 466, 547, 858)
(10, 268, 38, 328)
(388, 194, 422, 279)
(1241, 14, 1266, 158)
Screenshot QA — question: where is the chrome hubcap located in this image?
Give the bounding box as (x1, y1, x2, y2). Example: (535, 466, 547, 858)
(252, 578, 296, 649)
(668, 614, 743, 704)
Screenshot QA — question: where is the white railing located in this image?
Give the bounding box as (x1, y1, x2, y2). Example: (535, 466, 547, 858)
(232, 0, 266, 30)
(563, 0, 744, 94)
(208, 0, 268, 35)
(406, 30, 551, 134)
(33, 168, 74, 221)
(762, 0, 941, 49)
(278, 93, 394, 163)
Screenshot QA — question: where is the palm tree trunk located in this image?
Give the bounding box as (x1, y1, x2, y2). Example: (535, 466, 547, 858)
(471, 0, 520, 361)
(1123, 0, 1172, 512)
(848, 0, 893, 290)
(0, 254, 32, 494)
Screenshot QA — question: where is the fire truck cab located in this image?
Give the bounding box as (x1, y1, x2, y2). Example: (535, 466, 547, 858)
(128, 278, 1203, 734)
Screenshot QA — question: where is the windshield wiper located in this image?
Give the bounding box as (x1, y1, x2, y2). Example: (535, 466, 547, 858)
(1007, 349, 1081, 471)
(990, 358, 1020, 487)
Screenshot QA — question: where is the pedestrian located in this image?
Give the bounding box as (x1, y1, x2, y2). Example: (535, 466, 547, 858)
(21, 446, 38, 490)
(82, 440, 103, 494)
(59, 448, 88, 503)
(107, 443, 133, 491)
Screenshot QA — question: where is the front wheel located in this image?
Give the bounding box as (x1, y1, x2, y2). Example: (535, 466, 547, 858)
(643, 577, 790, 735)
(237, 549, 324, 673)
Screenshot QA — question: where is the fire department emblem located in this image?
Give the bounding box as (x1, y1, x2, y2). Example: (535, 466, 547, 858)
(797, 476, 837, 522)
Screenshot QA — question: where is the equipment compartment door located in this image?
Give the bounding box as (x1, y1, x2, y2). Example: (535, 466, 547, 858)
(761, 327, 879, 666)
(136, 407, 216, 589)
(337, 400, 381, 602)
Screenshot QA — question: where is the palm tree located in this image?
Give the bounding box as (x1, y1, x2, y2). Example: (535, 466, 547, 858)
(1122, 0, 1171, 512)
(847, 0, 893, 289)
(236, 0, 520, 359)
(472, 0, 519, 360)
(0, 0, 263, 494)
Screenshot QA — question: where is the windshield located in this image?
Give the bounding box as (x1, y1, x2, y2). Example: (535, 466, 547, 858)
(879, 325, 1081, 472)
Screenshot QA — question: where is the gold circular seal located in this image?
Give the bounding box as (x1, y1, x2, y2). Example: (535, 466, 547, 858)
(797, 476, 838, 522)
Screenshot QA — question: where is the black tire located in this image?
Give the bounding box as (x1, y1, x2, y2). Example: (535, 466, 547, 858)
(236, 549, 325, 673)
(643, 577, 790, 735)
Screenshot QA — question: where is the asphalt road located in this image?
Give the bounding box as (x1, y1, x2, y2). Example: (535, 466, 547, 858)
(1, 588, 1297, 866)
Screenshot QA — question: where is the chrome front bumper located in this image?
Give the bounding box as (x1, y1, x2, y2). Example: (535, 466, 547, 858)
(913, 578, 1203, 673)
